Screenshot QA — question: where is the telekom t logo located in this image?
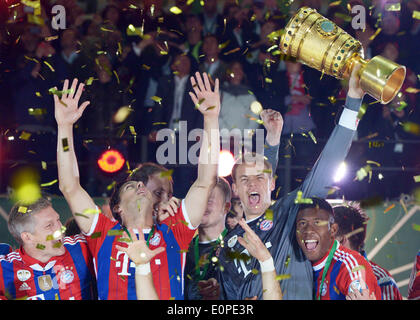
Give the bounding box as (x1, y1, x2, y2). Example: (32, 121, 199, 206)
(115, 251, 136, 276)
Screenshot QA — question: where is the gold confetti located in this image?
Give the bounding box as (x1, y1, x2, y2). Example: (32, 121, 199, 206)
(275, 274, 291, 281)
(265, 209, 273, 221)
(160, 169, 174, 179)
(18, 206, 28, 213)
(308, 131, 317, 144)
(402, 122, 420, 135)
(62, 138, 69, 152)
(385, 3, 401, 11)
(85, 77, 95, 86)
(369, 28, 382, 41)
(412, 223, 420, 232)
(150, 96, 162, 104)
(329, 0, 341, 7)
(107, 230, 124, 236)
(413, 11, 420, 20)
(36, 243, 46, 250)
(169, 6, 182, 15)
(90, 232, 102, 239)
(414, 175, 420, 183)
(294, 191, 313, 204)
(250, 101, 263, 115)
(19, 131, 31, 141)
(405, 87, 420, 94)
(265, 78, 272, 83)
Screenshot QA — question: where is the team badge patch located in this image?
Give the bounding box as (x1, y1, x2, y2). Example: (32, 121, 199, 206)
(59, 270, 74, 284)
(259, 220, 273, 231)
(321, 281, 328, 296)
(228, 235, 238, 248)
(17, 269, 31, 282)
(348, 279, 367, 294)
(38, 275, 53, 291)
(149, 233, 161, 246)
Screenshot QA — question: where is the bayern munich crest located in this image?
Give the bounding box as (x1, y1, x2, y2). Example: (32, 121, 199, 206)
(60, 269, 75, 284)
(150, 233, 161, 246)
(259, 220, 273, 231)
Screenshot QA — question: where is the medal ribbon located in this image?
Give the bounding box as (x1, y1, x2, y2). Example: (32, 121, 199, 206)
(317, 240, 338, 300)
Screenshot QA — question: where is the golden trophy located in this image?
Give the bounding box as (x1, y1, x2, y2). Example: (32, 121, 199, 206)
(280, 7, 406, 104)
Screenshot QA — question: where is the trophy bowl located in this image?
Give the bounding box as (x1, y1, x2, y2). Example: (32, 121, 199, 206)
(280, 7, 406, 104)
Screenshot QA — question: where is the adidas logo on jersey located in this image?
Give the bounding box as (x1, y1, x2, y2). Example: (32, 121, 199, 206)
(19, 282, 31, 291)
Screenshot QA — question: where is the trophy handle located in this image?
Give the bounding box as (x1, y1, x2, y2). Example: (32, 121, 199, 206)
(346, 55, 406, 104)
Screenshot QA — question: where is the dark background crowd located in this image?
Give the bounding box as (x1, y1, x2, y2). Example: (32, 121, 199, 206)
(0, 0, 419, 203)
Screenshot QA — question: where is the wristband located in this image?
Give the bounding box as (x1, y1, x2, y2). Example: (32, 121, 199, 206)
(338, 108, 359, 131)
(135, 263, 151, 275)
(259, 257, 275, 273)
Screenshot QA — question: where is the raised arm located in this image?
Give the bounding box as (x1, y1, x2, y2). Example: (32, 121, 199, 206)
(55, 78, 97, 234)
(301, 63, 365, 198)
(260, 109, 283, 174)
(184, 72, 221, 228)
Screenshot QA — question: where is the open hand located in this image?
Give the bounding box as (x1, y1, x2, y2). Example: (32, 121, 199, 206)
(189, 72, 220, 119)
(237, 218, 271, 262)
(53, 78, 90, 126)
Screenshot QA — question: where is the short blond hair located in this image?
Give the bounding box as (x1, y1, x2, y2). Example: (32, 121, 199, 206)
(8, 197, 52, 245)
(231, 152, 273, 182)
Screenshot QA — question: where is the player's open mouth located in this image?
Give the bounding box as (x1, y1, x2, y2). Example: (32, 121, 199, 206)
(304, 239, 319, 251)
(248, 191, 260, 206)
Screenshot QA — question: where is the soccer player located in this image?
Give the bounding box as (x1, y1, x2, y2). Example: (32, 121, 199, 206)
(183, 109, 283, 300)
(116, 223, 165, 300)
(407, 250, 420, 300)
(0, 197, 96, 300)
(333, 204, 403, 300)
(54, 72, 221, 300)
(217, 64, 367, 300)
(295, 198, 381, 300)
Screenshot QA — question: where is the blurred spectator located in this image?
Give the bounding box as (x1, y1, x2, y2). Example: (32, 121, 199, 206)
(199, 0, 224, 36)
(199, 34, 227, 82)
(219, 60, 259, 141)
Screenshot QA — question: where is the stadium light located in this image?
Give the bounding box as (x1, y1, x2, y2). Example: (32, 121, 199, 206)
(97, 149, 125, 173)
(333, 162, 347, 183)
(218, 150, 235, 177)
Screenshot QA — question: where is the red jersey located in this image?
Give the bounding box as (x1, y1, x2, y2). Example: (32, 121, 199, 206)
(85, 199, 196, 300)
(312, 241, 382, 300)
(0, 235, 96, 300)
(408, 250, 420, 300)
(369, 260, 402, 300)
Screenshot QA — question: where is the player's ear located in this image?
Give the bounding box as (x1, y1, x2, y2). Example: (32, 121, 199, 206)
(231, 183, 238, 197)
(329, 222, 339, 238)
(20, 231, 32, 245)
(224, 201, 231, 214)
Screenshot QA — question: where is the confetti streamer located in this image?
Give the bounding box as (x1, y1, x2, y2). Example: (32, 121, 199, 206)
(43, 61, 55, 72)
(383, 203, 395, 214)
(369, 28, 382, 41)
(40, 179, 58, 187)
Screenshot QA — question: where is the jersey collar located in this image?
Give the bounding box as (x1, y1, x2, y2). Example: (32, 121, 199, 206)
(312, 240, 339, 271)
(19, 247, 58, 272)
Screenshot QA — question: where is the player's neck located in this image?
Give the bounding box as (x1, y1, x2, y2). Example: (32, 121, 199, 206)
(23, 245, 55, 264)
(198, 223, 225, 242)
(123, 211, 154, 229)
